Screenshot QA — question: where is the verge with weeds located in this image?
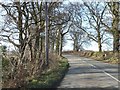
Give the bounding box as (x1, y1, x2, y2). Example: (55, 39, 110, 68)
(27, 57, 69, 88)
(63, 51, 119, 64)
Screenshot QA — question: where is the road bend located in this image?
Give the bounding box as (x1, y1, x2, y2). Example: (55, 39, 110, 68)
(58, 54, 119, 90)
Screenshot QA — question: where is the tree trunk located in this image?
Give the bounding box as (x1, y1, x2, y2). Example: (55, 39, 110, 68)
(59, 34, 63, 56)
(111, 2, 119, 52)
(113, 31, 119, 52)
(34, 27, 40, 60)
(56, 29, 60, 54)
(74, 37, 79, 52)
(16, 2, 26, 62)
(73, 40, 76, 51)
(51, 41, 55, 52)
(98, 34, 102, 52)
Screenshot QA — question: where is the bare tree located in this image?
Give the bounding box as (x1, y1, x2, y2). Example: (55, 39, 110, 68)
(0, 1, 66, 87)
(104, 2, 119, 52)
(69, 25, 89, 51)
(82, 2, 108, 52)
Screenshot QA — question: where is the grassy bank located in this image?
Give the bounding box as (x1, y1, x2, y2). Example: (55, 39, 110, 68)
(80, 51, 119, 64)
(27, 57, 69, 88)
(63, 51, 119, 64)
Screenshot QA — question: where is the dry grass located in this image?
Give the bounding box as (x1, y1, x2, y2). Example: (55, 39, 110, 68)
(64, 51, 119, 64)
(2, 52, 62, 88)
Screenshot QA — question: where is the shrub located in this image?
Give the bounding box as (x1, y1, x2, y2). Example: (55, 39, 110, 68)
(2, 57, 9, 69)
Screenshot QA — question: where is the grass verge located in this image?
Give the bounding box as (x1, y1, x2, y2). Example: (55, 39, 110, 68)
(64, 51, 119, 64)
(27, 57, 69, 89)
(73, 51, 119, 64)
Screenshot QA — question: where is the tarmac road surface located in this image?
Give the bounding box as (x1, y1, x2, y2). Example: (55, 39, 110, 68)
(58, 54, 120, 90)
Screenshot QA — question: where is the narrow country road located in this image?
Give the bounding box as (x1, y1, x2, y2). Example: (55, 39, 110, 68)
(58, 54, 120, 90)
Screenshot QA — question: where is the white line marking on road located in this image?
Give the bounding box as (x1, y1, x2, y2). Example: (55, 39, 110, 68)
(88, 63, 97, 68)
(90, 64, 97, 68)
(89, 63, 120, 83)
(103, 71, 120, 83)
(83, 60, 120, 83)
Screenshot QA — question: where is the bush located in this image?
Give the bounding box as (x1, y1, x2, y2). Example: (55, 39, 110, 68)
(2, 57, 9, 69)
(76, 51, 119, 64)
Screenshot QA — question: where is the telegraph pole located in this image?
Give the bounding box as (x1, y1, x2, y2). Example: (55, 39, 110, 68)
(45, 2, 49, 66)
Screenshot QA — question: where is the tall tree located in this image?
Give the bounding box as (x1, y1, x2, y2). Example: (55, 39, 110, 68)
(107, 2, 119, 52)
(83, 2, 107, 52)
(69, 25, 89, 51)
